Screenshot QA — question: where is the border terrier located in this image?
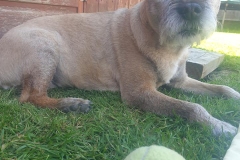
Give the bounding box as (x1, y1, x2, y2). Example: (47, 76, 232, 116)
(0, 0, 239, 135)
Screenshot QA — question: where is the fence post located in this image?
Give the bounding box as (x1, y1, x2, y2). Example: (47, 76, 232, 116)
(78, 0, 86, 13)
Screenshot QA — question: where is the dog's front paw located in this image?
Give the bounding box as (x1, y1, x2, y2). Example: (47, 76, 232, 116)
(59, 98, 92, 113)
(221, 86, 240, 99)
(211, 118, 237, 136)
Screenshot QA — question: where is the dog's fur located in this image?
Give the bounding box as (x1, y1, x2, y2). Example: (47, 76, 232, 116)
(0, 0, 239, 135)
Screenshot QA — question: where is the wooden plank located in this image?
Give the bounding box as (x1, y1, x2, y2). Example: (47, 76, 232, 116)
(84, 0, 99, 13)
(114, 0, 118, 9)
(186, 48, 224, 79)
(78, 0, 84, 13)
(99, 0, 107, 12)
(0, 1, 78, 12)
(107, 0, 116, 11)
(0, 0, 79, 7)
(129, 0, 140, 8)
(116, 0, 129, 9)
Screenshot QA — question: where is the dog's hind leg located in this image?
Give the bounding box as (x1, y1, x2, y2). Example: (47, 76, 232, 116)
(19, 52, 92, 113)
(0, 28, 92, 113)
(20, 73, 92, 113)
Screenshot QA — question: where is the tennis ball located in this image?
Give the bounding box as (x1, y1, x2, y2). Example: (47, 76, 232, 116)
(124, 145, 185, 160)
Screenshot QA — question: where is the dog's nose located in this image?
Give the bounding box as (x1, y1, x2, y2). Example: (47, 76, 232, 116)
(177, 3, 203, 21)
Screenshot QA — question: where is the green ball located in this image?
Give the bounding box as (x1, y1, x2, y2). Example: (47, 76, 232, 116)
(124, 145, 185, 160)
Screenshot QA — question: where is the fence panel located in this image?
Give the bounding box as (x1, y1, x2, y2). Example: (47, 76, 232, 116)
(84, 0, 99, 12)
(106, 0, 117, 11)
(82, 0, 141, 13)
(116, 0, 129, 9)
(99, 0, 107, 12)
(129, 0, 141, 8)
(0, 0, 79, 7)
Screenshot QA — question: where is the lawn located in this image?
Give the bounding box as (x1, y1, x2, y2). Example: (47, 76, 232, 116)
(1, 34, 240, 159)
(217, 21, 240, 34)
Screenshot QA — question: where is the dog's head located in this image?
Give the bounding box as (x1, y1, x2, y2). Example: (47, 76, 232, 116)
(146, 0, 220, 46)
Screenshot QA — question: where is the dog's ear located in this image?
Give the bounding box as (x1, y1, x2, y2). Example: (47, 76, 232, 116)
(144, 0, 163, 34)
(146, 0, 162, 15)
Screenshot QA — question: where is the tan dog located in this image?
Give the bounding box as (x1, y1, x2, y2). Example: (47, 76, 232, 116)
(0, 0, 239, 135)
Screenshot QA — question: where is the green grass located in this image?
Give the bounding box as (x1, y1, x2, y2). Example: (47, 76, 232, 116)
(1, 33, 240, 159)
(217, 21, 240, 34)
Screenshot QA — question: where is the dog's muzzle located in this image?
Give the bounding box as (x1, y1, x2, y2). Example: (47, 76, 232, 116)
(177, 2, 204, 21)
(175, 2, 205, 36)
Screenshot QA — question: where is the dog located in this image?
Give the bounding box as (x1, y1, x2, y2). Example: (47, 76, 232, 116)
(0, 0, 239, 136)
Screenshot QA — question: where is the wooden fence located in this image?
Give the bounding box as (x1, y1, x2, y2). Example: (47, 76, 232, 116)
(0, 0, 142, 13)
(84, 0, 142, 13)
(0, 0, 142, 38)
